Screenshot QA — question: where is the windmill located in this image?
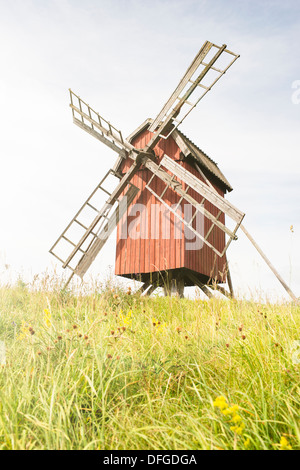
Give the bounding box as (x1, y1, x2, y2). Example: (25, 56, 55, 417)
(49, 41, 297, 301)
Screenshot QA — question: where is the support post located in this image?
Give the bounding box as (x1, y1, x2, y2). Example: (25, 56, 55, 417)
(241, 224, 298, 302)
(145, 284, 158, 296)
(163, 277, 185, 298)
(226, 262, 234, 298)
(213, 284, 232, 299)
(199, 284, 214, 299)
(186, 271, 214, 299)
(138, 280, 150, 294)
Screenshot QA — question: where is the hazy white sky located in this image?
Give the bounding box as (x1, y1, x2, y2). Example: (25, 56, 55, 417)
(0, 0, 299, 300)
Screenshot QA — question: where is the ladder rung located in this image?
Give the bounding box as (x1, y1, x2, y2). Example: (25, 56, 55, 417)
(190, 207, 201, 224)
(201, 62, 224, 74)
(74, 219, 88, 230)
(74, 219, 99, 238)
(98, 186, 111, 196)
(188, 79, 209, 90)
(50, 250, 76, 272)
(49, 251, 65, 265)
(62, 235, 86, 254)
(174, 185, 190, 211)
(160, 184, 169, 199)
(176, 99, 194, 108)
(86, 202, 99, 212)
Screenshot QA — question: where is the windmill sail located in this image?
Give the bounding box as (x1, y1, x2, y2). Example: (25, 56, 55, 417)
(49, 164, 140, 279)
(147, 42, 239, 148)
(69, 89, 135, 157)
(72, 183, 139, 279)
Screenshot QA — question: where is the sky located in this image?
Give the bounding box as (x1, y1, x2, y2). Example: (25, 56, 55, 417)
(0, 0, 299, 300)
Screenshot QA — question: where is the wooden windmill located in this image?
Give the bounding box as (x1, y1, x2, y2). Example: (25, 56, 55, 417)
(50, 41, 297, 301)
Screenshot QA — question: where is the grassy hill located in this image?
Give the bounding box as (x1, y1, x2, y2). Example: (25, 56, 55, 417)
(0, 278, 299, 450)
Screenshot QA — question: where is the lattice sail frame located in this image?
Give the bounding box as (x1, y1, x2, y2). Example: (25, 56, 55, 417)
(144, 155, 245, 258)
(49, 170, 139, 280)
(147, 41, 239, 145)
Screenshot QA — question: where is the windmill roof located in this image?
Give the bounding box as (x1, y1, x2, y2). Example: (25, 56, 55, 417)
(117, 118, 233, 192)
(174, 128, 233, 192)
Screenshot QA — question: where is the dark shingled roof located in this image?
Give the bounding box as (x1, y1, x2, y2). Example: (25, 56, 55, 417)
(174, 128, 233, 192)
(115, 118, 233, 192)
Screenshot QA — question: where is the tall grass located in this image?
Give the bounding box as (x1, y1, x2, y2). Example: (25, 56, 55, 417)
(0, 276, 299, 450)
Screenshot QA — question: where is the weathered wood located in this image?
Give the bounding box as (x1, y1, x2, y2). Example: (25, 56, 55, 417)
(241, 224, 298, 302)
(62, 157, 141, 269)
(64, 271, 75, 289)
(146, 43, 237, 147)
(145, 284, 158, 296)
(73, 117, 127, 157)
(186, 271, 214, 299)
(49, 169, 121, 263)
(226, 262, 234, 298)
(148, 41, 213, 133)
(69, 89, 134, 154)
(145, 182, 223, 256)
(137, 281, 151, 294)
(199, 284, 214, 299)
(212, 284, 232, 299)
(145, 159, 236, 240)
(74, 185, 139, 278)
(161, 155, 245, 224)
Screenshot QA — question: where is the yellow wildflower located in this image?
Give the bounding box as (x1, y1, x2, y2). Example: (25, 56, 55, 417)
(222, 405, 239, 416)
(243, 438, 251, 449)
(230, 421, 245, 435)
(280, 436, 292, 450)
(230, 414, 242, 424)
(119, 309, 132, 328)
(43, 308, 52, 328)
(214, 396, 246, 438)
(213, 396, 228, 410)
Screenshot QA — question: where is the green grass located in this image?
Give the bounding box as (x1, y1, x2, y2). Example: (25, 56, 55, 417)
(0, 277, 299, 450)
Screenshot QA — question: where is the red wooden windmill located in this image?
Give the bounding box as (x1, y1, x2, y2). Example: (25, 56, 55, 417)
(49, 41, 297, 301)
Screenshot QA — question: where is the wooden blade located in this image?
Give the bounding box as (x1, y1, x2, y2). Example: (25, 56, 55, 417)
(50, 151, 143, 274)
(146, 42, 239, 150)
(143, 155, 245, 258)
(161, 155, 244, 224)
(69, 89, 134, 156)
(74, 184, 139, 278)
(148, 41, 213, 133)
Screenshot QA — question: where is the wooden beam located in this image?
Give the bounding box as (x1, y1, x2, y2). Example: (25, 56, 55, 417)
(73, 117, 127, 157)
(186, 271, 214, 299)
(212, 284, 232, 299)
(145, 159, 237, 240)
(199, 284, 214, 299)
(145, 284, 158, 296)
(226, 263, 234, 298)
(161, 155, 245, 224)
(148, 41, 213, 133)
(241, 224, 298, 302)
(74, 185, 139, 278)
(137, 281, 150, 294)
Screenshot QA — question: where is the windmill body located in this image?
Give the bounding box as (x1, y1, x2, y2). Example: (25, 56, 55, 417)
(115, 119, 232, 294)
